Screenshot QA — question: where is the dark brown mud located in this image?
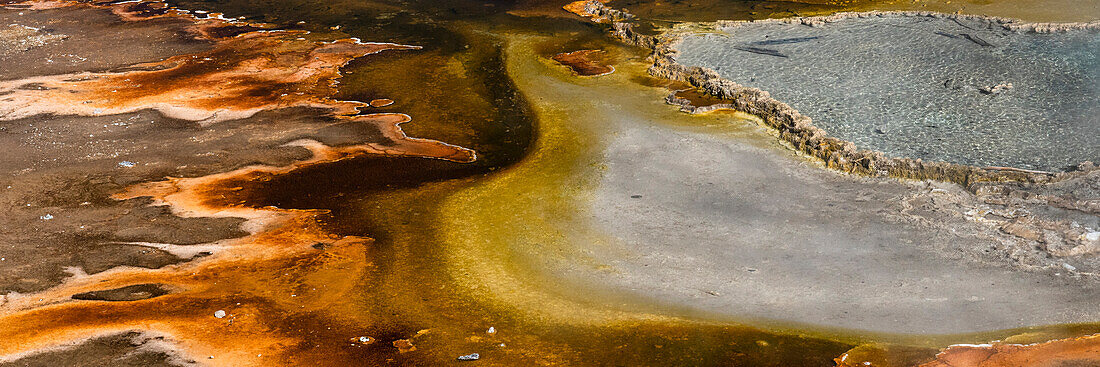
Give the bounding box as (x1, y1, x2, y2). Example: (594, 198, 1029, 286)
(606, 0, 1100, 23)
(0, 4, 211, 79)
(2, 331, 184, 367)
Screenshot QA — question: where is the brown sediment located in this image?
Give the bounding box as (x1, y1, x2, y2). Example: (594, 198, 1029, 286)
(0, 210, 377, 365)
(917, 334, 1100, 367)
(597, 0, 1100, 23)
(711, 10, 1100, 32)
(0, 0, 475, 365)
(0, 0, 475, 157)
(0, 18, 416, 125)
(551, 49, 614, 76)
(0, 118, 472, 364)
(845, 0, 1100, 23)
(0, 142, 470, 364)
(0, 0, 476, 162)
(0, 331, 189, 366)
(0, 38, 410, 124)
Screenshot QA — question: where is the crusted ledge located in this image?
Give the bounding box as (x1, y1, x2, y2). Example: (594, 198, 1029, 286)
(572, 1, 1098, 192)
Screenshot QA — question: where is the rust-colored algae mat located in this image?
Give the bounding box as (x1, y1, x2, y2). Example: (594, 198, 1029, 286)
(0, 0, 478, 365)
(552, 49, 615, 76)
(1, 0, 1099, 366)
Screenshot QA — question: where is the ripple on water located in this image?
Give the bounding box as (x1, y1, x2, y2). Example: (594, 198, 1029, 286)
(674, 14, 1100, 171)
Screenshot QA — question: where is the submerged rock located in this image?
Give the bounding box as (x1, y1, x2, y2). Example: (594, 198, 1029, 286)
(71, 284, 170, 302)
(457, 353, 480, 361)
(393, 339, 416, 353)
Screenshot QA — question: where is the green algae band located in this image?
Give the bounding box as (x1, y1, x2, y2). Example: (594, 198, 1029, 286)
(673, 13, 1100, 171)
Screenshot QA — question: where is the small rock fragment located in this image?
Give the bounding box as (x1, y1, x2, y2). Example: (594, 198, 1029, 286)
(118, 161, 135, 168)
(1001, 222, 1041, 241)
(457, 353, 480, 361)
(214, 310, 226, 318)
(40, 214, 53, 220)
(486, 326, 495, 334)
(393, 339, 416, 353)
(979, 82, 1013, 95)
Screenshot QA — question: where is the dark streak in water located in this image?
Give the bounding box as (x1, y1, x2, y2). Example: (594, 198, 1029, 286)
(750, 35, 819, 45)
(934, 31, 959, 39)
(733, 45, 788, 58)
(961, 33, 994, 47)
(951, 17, 978, 31)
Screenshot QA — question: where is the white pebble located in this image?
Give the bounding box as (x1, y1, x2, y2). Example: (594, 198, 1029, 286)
(214, 310, 227, 318)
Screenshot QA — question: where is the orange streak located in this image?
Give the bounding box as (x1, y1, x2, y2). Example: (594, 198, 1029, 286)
(552, 50, 615, 76)
(917, 335, 1100, 367)
(0, 0, 475, 364)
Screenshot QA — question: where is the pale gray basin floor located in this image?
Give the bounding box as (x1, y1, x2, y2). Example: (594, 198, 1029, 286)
(578, 112, 1100, 334)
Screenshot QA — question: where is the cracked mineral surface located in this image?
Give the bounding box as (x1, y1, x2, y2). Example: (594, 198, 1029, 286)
(673, 13, 1100, 171)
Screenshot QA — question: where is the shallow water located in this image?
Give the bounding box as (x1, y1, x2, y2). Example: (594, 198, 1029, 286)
(675, 15, 1100, 171)
(3, 1, 1100, 366)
